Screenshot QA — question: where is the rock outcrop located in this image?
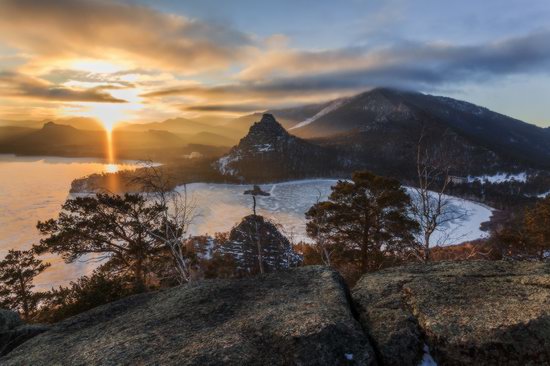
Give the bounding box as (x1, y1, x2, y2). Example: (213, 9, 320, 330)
(222, 214, 302, 274)
(0, 309, 49, 356)
(215, 114, 347, 181)
(1, 266, 376, 365)
(353, 261, 550, 366)
(5, 261, 550, 365)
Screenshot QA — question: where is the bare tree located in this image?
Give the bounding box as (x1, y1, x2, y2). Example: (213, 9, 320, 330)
(133, 162, 197, 284)
(411, 128, 469, 262)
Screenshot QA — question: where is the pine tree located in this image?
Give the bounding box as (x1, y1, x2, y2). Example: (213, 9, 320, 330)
(305, 171, 418, 273)
(35, 193, 165, 291)
(0, 249, 50, 320)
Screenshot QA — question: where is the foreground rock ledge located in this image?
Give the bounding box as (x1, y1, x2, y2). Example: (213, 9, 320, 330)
(353, 261, 550, 366)
(0, 309, 49, 357)
(1, 266, 376, 366)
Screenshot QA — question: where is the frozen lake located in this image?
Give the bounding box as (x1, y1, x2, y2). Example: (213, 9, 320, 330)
(183, 180, 493, 246)
(0, 155, 139, 289)
(0, 156, 493, 288)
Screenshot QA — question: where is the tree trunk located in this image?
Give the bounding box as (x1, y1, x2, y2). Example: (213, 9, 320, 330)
(254, 220, 264, 274)
(322, 247, 331, 266)
(18, 276, 30, 320)
(133, 257, 146, 291)
(423, 233, 431, 262)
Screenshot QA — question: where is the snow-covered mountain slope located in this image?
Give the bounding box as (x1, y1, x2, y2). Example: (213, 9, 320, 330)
(289, 98, 350, 130)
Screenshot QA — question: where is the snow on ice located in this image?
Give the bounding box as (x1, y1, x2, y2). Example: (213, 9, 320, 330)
(178, 179, 493, 245)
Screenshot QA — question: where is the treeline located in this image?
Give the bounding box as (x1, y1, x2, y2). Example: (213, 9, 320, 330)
(447, 171, 550, 210)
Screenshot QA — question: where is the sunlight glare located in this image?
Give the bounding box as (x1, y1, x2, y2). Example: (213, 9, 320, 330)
(105, 163, 119, 174)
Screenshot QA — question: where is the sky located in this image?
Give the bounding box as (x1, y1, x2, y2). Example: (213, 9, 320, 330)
(0, 0, 549, 128)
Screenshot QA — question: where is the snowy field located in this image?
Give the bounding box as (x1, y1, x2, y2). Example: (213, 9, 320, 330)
(181, 179, 494, 245)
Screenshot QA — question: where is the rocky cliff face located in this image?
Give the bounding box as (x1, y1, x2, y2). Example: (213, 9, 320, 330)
(353, 260, 550, 366)
(215, 114, 348, 182)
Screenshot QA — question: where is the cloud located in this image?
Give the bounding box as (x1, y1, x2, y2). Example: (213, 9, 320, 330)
(140, 29, 550, 113)
(0, 71, 127, 103)
(0, 0, 254, 74)
(182, 104, 267, 113)
(239, 30, 550, 86)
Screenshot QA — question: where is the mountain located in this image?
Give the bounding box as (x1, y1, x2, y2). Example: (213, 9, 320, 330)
(53, 117, 104, 131)
(0, 126, 36, 143)
(0, 122, 210, 160)
(214, 114, 348, 182)
(0, 117, 103, 131)
(116, 117, 242, 145)
(0, 122, 107, 157)
(280, 88, 550, 176)
(0, 119, 45, 129)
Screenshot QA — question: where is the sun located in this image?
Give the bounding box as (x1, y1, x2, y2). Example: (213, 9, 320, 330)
(86, 103, 124, 132)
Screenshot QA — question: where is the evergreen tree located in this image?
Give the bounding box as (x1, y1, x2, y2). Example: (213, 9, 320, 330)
(305, 171, 418, 273)
(37, 271, 134, 323)
(35, 193, 165, 291)
(0, 249, 50, 320)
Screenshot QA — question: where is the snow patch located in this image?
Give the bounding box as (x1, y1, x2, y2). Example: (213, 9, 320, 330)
(254, 143, 274, 152)
(289, 98, 349, 130)
(216, 153, 240, 176)
(467, 172, 527, 184)
(177, 180, 493, 245)
(418, 344, 437, 366)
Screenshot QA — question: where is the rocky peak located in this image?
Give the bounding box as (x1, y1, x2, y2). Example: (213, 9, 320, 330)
(250, 113, 287, 135)
(240, 113, 290, 147)
(214, 113, 346, 181)
(215, 114, 298, 176)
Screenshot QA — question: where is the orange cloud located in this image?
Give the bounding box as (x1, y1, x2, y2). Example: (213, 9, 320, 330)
(0, 0, 254, 75)
(0, 71, 127, 103)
